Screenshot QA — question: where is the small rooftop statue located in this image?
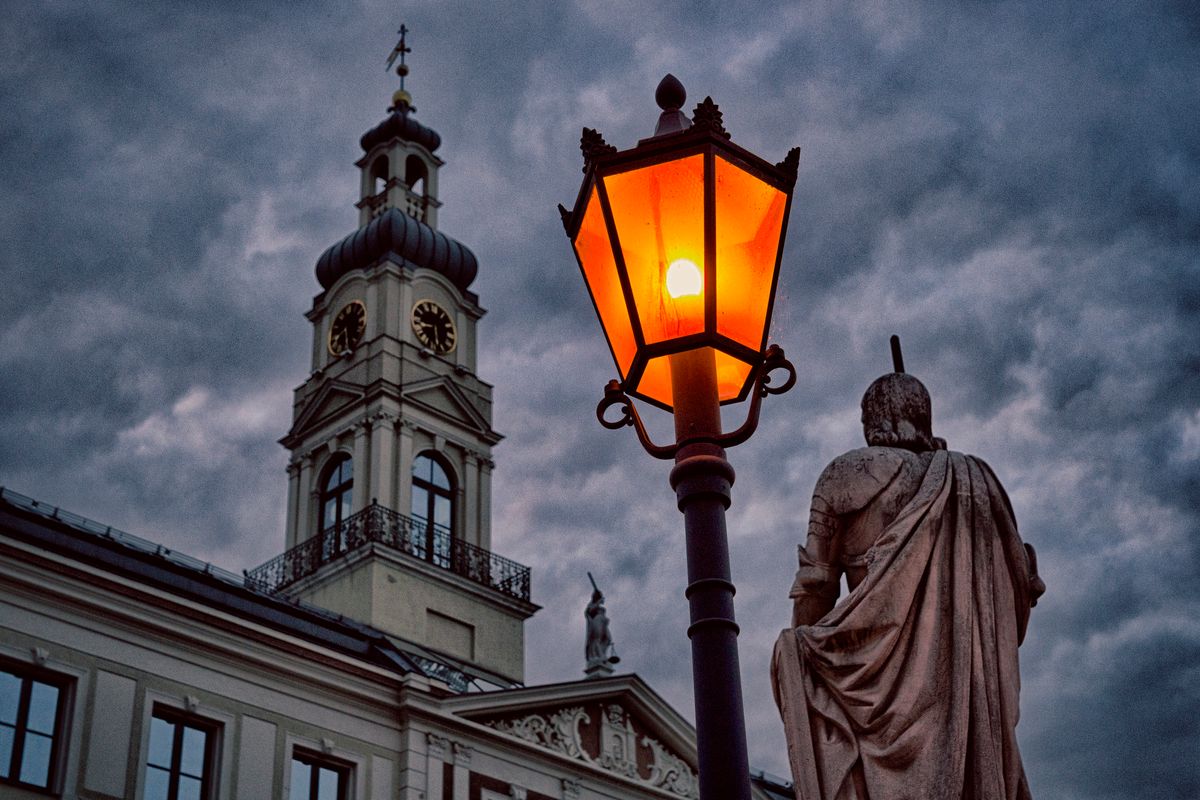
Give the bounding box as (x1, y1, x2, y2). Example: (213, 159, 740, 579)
(585, 572, 619, 678)
(771, 336, 1045, 800)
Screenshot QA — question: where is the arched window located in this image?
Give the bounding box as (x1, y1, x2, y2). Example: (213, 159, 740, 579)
(411, 453, 453, 567)
(319, 454, 353, 534)
(370, 156, 389, 196)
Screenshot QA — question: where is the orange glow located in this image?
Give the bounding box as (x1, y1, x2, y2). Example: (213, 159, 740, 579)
(714, 156, 787, 350)
(604, 155, 706, 345)
(574, 187, 637, 377)
(637, 348, 756, 408)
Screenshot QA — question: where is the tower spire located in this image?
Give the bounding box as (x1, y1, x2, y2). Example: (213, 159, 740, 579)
(385, 24, 414, 112)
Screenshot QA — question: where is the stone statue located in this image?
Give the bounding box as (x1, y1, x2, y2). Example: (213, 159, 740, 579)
(585, 572, 618, 677)
(771, 357, 1045, 800)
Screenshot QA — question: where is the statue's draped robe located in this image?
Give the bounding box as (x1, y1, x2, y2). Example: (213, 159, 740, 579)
(772, 450, 1035, 800)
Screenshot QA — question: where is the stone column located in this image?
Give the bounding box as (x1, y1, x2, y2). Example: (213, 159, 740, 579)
(297, 451, 316, 543)
(284, 461, 300, 549)
(370, 412, 397, 509)
(425, 734, 449, 800)
(478, 456, 495, 551)
(463, 450, 481, 547)
(452, 742, 472, 800)
(352, 421, 370, 513)
(397, 419, 416, 516)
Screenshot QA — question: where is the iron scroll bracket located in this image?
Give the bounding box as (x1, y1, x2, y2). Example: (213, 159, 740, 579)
(595, 344, 797, 459)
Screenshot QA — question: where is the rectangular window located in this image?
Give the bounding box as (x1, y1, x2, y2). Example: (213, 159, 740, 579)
(144, 707, 218, 800)
(290, 750, 349, 800)
(0, 663, 69, 793)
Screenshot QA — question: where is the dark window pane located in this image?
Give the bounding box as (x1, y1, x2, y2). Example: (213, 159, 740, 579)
(18, 730, 52, 787)
(147, 716, 175, 768)
(412, 486, 428, 520)
(0, 724, 13, 779)
(430, 461, 449, 489)
(180, 724, 207, 776)
(317, 765, 341, 800)
(144, 765, 171, 800)
(26, 682, 59, 735)
(0, 672, 19, 725)
(290, 758, 311, 800)
(434, 495, 451, 529)
(340, 458, 352, 482)
(178, 774, 203, 800)
(413, 455, 431, 482)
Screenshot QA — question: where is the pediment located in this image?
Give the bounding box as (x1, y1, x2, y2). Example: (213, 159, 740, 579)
(449, 677, 698, 799)
(401, 376, 499, 443)
(286, 380, 365, 442)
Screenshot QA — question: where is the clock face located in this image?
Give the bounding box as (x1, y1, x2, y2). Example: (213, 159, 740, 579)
(411, 300, 457, 354)
(328, 301, 366, 356)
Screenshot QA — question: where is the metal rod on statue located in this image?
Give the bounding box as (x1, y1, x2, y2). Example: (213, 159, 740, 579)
(891, 334, 906, 374)
(668, 348, 752, 800)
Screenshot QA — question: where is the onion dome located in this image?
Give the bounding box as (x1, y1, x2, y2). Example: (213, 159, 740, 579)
(315, 207, 477, 291)
(360, 102, 441, 154)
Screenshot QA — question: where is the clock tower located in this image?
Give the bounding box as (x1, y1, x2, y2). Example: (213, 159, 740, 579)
(260, 38, 538, 686)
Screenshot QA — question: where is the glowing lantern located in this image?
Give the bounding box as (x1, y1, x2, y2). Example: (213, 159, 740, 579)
(560, 75, 799, 411)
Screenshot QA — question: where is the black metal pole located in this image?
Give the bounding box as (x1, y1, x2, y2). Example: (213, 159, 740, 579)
(669, 349, 752, 800)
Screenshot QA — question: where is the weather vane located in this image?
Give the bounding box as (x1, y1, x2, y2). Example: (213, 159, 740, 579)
(385, 24, 415, 112)
(385, 24, 411, 86)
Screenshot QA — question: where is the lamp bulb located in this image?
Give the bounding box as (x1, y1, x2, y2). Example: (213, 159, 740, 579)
(666, 259, 702, 299)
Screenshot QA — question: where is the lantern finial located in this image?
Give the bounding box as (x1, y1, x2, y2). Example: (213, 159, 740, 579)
(653, 74, 692, 137)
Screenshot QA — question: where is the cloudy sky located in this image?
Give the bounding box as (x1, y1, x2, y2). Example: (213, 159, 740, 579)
(2, 1, 1197, 796)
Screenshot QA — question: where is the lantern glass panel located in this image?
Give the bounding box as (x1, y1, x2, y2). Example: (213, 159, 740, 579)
(574, 185, 638, 377)
(714, 156, 787, 350)
(638, 347, 755, 409)
(603, 154, 706, 346)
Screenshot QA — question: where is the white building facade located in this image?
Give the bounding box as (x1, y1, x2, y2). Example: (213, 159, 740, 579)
(0, 56, 790, 800)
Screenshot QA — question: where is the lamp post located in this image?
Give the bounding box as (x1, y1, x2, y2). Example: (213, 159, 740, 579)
(558, 75, 800, 800)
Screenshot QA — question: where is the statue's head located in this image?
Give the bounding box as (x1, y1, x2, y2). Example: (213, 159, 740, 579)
(861, 372, 945, 452)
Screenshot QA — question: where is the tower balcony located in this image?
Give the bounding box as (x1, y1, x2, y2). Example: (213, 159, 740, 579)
(247, 503, 531, 602)
(356, 183, 437, 224)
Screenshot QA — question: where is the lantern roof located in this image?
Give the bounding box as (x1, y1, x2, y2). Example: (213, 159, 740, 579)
(560, 77, 800, 238)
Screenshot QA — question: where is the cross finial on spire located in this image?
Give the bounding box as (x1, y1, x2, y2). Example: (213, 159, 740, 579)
(385, 24, 415, 112)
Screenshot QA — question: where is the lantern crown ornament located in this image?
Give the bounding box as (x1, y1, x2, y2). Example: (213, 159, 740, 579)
(560, 75, 800, 419)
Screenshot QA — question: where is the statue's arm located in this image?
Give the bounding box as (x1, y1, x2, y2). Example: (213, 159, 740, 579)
(789, 448, 906, 626)
(789, 491, 842, 626)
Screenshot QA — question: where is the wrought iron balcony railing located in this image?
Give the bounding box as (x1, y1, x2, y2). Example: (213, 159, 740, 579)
(245, 503, 531, 602)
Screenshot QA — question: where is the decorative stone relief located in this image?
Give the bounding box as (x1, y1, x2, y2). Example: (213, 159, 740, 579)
(509, 787, 527, 800)
(486, 707, 589, 760)
(597, 705, 638, 778)
(320, 737, 335, 755)
(642, 736, 699, 799)
(427, 733, 450, 761)
(31, 647, 48, 665)
(453, 741, 473, 767)
(486, 705, 699, 800)
(184, 695, 200, 713)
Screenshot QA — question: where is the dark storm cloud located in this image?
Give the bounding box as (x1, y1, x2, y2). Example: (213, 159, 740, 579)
(2, 2, 1197, 797)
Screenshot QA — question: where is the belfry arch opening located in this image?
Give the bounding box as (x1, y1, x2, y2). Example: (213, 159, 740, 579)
(405, 155, 428, 196)
(370, 156, 389, 196)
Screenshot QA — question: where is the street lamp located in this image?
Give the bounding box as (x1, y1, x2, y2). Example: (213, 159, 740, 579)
(558, 74, 800, 800)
